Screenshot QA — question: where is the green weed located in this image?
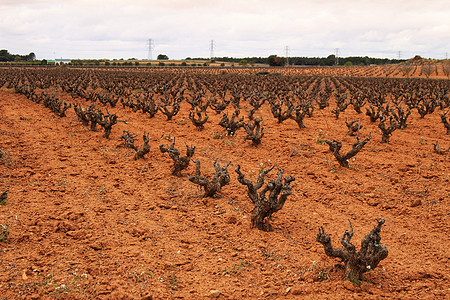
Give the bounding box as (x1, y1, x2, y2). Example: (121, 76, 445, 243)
(0, 223, 9, 242)
(316, 135, 327, 145)
(211, 131, 223, 139)
(160, 131, 174, 141)
(176, 119, 187, 125)
(0, 194, 7, 205)
(221, 259, 251, 275)
(223, 140, 235, 146)
(99, 185, 107, 194)
(317, 268, 329, 280)
(419, 136, 427, 145)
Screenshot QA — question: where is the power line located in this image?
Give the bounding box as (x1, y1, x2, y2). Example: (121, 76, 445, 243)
(285, 46, 290, 65)
(209, 40, 215, 59)
(335, 48, 340, 65)
(147, 39, 154, 60)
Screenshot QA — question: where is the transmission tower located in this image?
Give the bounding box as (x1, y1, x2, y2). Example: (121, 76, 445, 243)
(147, 39, 154, 60)
(209, 40, 215, 60)
(335, 48, 340, 65)
(285, 46, 290, 66)
(398, 51, 401, 60)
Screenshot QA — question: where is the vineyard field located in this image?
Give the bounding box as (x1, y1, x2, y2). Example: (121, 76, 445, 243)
(0, 66, 449, 299)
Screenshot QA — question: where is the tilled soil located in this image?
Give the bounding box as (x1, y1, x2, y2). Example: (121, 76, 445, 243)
(0, 71, 449, 299)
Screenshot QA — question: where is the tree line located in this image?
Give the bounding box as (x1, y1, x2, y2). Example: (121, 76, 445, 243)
(0, 48, 405, 67)
(0, 49, 36, 62)
(211, 54, 405, 66)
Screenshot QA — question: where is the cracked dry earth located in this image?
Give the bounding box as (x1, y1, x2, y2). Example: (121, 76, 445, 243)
(0, 74, 449, 299)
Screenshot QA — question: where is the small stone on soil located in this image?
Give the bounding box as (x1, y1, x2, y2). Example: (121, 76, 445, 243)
(209, 290, 221, 298)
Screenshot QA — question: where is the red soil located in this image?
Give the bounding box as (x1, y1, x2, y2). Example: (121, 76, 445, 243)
(0, 69, 449, 299)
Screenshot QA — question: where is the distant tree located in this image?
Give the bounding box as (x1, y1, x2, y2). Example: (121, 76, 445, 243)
(326, 54, 336, 66)
(157, 54, 169, 60)
(239, 59, 248, 66)
(27, 52, 36, 61)
(344, 61, 353, 67)
(0, 49, 12, 62)
(268, 55, 285, 66)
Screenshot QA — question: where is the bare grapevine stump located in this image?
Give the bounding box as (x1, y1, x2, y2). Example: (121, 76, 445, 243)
(325, 135, 371, 168)
(188, 159, 231, 197)
(160, 141, 195, 176)
(441, 112, 450, 135)
(235, 165, 295, 231)
(317, 219, 389, 283)
(378, 116, 399, 143)
(345, 119, 363, 136)
(134, 133, 150, 160)
(218, 110, 244, 136)
(120, 130, 137, 149)
(243, 118, 264, 145)
(189, 108, 209, 130)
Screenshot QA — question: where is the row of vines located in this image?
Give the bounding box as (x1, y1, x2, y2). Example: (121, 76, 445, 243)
(1, 66, 449, 284)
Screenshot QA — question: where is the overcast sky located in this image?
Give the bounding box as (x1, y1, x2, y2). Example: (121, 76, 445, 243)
(1, 0, 449, 60)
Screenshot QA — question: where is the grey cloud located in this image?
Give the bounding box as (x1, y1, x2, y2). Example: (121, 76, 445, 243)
(0, 0, 449, 59)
